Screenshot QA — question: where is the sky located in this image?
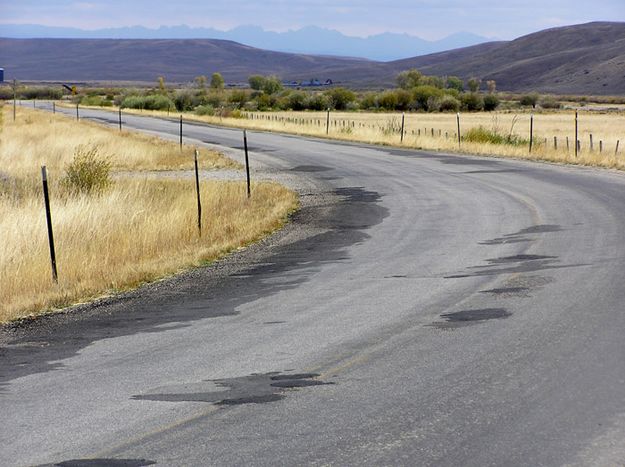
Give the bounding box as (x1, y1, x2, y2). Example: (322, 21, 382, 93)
(1, 0, 624, 40)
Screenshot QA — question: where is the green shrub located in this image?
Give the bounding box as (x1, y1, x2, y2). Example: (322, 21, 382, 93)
(360, 92, 379, 110)
(464, 126, 528, 146)
(20, 87, 63, 100)
(255, 93, 276, 111)
(519, 93, 539, 107)
(173, 90, 198, 111)
(194, 105, 215, 116)
(464, 126, 506, 144)
(539, 96, 561, 109)
(286, 91, 307, 111)
(81, 95, 113, 107)
(305, 93, 329, 111)
(397, 69, 424, 89)
(61, 145, 112, 196)
(324, 87, 356, 110)
(445, 76, 464, 92)
(483, 94, 500, 111)
(460, 93, 484, 111)
(412, 85, 445, 111)
(120, 94, 172, 111)
(438, 95, 461, 112)
(203, 92, 224, 108)
(143, 94, 173, 111)
(377, 90, 399, 110)
(427, 96, 442, 112)
(0, 87, 13, 100)
(228, 90, 249, 108)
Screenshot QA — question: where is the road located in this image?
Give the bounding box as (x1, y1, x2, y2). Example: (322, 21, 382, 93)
(2, 104, 625, 466)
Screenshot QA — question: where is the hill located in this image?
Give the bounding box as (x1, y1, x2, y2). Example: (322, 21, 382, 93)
(0, 24, 490, 61)
(0, 38, 380, 83)
(1, 22, 624, 95)
(387, 22, 625, 95)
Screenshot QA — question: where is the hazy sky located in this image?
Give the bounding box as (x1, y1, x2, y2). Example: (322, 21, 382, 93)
(1, 0, 624, 40)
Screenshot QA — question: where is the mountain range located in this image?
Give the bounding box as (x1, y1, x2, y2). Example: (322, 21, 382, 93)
(0, 22, 624, 95)
(0, 24, 489, 61)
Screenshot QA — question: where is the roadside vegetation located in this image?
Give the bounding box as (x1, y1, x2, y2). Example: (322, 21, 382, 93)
(0, 106, 298, 323)
(5, 67, 624, 171)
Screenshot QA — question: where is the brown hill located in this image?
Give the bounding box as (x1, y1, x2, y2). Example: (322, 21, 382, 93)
(386, 22, 625, 94)
(0, 38, 379, 83)
(1, 22, 624, 95)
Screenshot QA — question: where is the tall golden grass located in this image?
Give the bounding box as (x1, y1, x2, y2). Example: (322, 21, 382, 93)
(0, 106, 297, 322)
(2, 106, 240, 179)
(118, 106, 625, 171)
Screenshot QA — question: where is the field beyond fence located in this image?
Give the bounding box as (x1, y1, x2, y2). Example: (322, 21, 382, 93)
(114, 106, 625, 171)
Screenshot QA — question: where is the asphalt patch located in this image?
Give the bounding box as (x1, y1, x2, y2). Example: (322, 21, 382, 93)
(290, 165, 332, 172)
(463, 169, 526, 174)
(430, 308, 511, 329)
(483, 254, 558, 264)
(480, 287, 530, 295)
(480, 224, 563, 245)
(132, 372, 333, 406)
(40, 459, 156, 467)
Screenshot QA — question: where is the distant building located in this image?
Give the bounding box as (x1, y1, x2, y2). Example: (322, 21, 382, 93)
(0, 68, 4, 83)
(283, 78, 334, 88)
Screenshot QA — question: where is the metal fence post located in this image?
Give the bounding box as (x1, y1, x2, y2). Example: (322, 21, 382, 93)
(41, 166, 58, 283)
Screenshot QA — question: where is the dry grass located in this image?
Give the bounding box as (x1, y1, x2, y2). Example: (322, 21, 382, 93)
(118, 106, 625, 171)
(0, 106, 297, 323)
(2, 106, 240, 179)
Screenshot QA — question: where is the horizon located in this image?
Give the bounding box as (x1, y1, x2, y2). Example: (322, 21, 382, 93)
(1, 0, 624, 41)
(0, 22, 497, 42)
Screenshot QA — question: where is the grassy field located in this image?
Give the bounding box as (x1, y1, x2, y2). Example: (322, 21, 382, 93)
(117, 106, 625, 171)
(0, 106, 298, 323)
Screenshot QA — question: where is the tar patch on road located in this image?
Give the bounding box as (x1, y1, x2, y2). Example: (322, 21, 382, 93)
(429, 308, 511, 329)
(290, 165, 332, 172)
(480, 224, 563, 245)
(132, 372, 333, 406)
(39, 459, 156, 467)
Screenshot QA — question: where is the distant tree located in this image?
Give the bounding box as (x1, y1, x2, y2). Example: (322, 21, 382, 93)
(420, 75, 445, 89)
(261, 76, 283, 95)
(305, 93, 330, 111)
(397, 69, 423, 89)
(467, 78, 482, 93)
(461, 92, 484, 111)
(412, 85, 445, 111)
(210, 72, 225, 90)
(194, 75, 208, 93)
(486, 80, 497, 94)
(445, 76, 464, 92)
(520, 93, 539, 108)
(438, 95, 461, 112)
(483, 93, 500, 111)
(228, 89, 249, 107)
(286, 91, 307, 111)
(157, 76, 167, 94)
(248, 75, 265, 91)
(324, 87, 356, 110)
(377, 90, 399, 110)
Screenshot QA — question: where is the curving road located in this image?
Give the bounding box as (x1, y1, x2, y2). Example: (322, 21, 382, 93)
(2, 104, 625, 466)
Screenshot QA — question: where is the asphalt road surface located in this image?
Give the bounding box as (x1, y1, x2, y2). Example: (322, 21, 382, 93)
(2, 104, 625, 466)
